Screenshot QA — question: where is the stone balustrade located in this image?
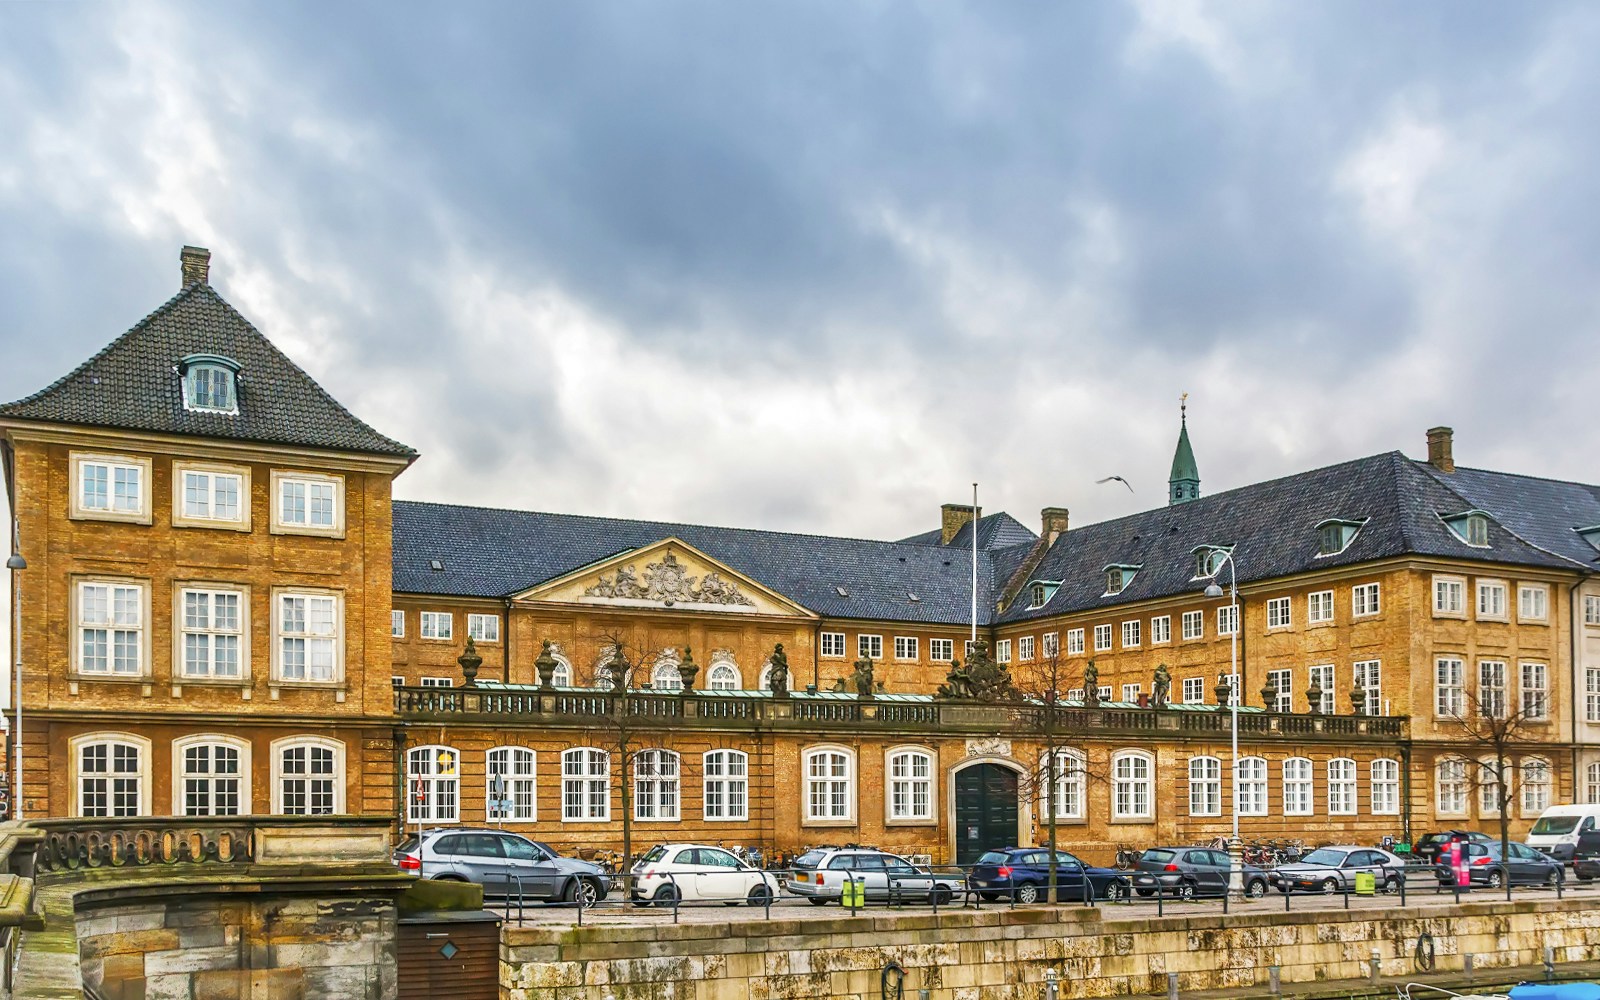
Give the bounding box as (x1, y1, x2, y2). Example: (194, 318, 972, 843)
(26, 815, 395, 876)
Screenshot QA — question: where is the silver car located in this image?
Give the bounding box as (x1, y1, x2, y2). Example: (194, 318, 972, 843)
(786, 848, 964, 905)
(1269, 845, 1406, 894)
(393, 829, 611, 906)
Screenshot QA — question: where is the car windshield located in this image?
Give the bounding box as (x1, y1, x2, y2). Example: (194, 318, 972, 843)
(1299, 849, 1347, 867)
(639, 846, 668, 865)
(1531, 816, 1580, 835)
(977, 852, 1010, 866)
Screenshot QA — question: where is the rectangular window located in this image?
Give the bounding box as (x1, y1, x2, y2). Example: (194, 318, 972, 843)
(858, 634, 883, 660)
(964, 639, 980, 658)
(76, 581, 145, 676)
(179, 588, 243, 679)
(1587, 667, 1600, 724)
(1092, 625, 1111, 651)
(561, 749, 610, 821)
(1181, 677, 1205, 704)
(1120, 683, 1139, 702)
(1189, 757, 1221, 817)
(888, 751, 933, 821)
(703, 750, 749, 821)
(487, 748, 536, 821)
(1121, 620, 1141, 648)
(1016, 636, 1034, 661)
(278, 593, 338, 682)
(1477, 580, 1508, 620)
(1216, 604, 1238, 636)
(180, 469, 244, 523)
(1307, 590, 1334, 624)
(1151, 616, 1171, 644)
(1479, 660, 1507, 719)
(1436, 759, 1467, 815)
(1435, 657, 1465, 718)
(1047, 752, 1084, 819)
(1066, 629, 1085, 655)
(467, 614, 500, 642)
(805, 750, 852, 821)
(1266, 597, 1291, 630)
(1235, 758, 1267, 817)
(1043, 632, 1060, 657)
(1098, 684, 1113, 702)
(274, 473, 341, 533)
(1371, 760, 1400, 816)
(1522, 759, 1551, 814)
(407, 747, 459, 823)
(1181, 610, 1203, 640)
(821, 632, 846, 658)
(420, 676, 453, 688)
(929, 638, 953, 662)
(1354, 660, 1381, 715)
(390, 610, 405, 638)
(79, 742, 143, 817)
(281, 744, 337, 816)
(995, 639, 1011, 663)
(420, 612, 452, 640)
(1521, 662, 1548, 720)
(1327, 759, 1357, 815)
(1309, 664, 1336, 714)
(1518, 585, 1548, 622)
(1267, 668, 1293, 713)
(1352, 582, 1381, 617)
(1586, 594, 1600, 626)
(181, 743, 242, 816)
(893, 636, 918, 661)
(1111, 754, 1152, 819)
(1222, 673, 1240, 707)
(74, 455, 149, 521)
(1433, 576, 1465, 615)
(1283, 759, 1312, 816)
(633, 750, 680, 821)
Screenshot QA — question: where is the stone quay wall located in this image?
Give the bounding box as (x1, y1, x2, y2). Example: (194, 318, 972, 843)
(501, 898, 1600, 1000)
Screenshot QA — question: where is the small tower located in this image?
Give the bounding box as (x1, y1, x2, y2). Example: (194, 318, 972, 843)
(1169, 394, 1200, 505)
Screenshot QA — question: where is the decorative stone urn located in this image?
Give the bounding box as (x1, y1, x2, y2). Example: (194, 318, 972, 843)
(1350, 685, 1366, 716)
(535, 640, 559, 689)
(1306, 677, 1324, 714)
(457, 636, 482, 687)
(676, 647, 699, 692)
(1214, 675, 1232, 707)
(1261, 677, 1277, 710)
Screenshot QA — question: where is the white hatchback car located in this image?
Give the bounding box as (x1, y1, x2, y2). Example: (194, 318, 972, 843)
(631, 844, 781, 906)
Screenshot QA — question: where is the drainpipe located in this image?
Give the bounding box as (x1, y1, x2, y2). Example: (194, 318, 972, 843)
(1400, 743, 1413, 845)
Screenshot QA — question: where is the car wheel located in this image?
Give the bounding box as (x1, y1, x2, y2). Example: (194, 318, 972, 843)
(1246, 879, 1267, 899)
(1578, 873, 1593, 883)
(1104, 880, 1127, 902)
(1015, 883, 1040, 905)
(1321, 877, 1340, 894)
(566, 877, 600, 908)
(746, 884, 773, 906)
(1544, 870, 1558, 888)
(1381, 877, 1399, 895)
(652, 885, 680, 908)
(1174, 881, 1195, 901)
(806, 896, 831, 906)
(1486, 870, 1504, 889)
(1136, 888, 1154, 898)
(930, 886, 954, 907)
(979, 891, 1000, 902)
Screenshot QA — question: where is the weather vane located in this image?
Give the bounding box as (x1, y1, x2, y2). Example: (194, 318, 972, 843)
(1181, 391, 1188, 420)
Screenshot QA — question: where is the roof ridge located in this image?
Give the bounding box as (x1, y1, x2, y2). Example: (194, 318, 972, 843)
(1403, 454, 1590, 570)
(1430, 460, 1600, 494)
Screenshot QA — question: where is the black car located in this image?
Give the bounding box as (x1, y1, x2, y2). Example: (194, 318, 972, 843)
(1573, 831, 1600, 882)
(1433, 841, 1564, 889)
(1130, 847, 1269, 899)
(1414, 830, 1493, 865)
(968, 848, 1129, 903)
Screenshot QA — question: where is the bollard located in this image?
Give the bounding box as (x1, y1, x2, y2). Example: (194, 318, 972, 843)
(1167, 971, 1179, 1000)
(1464, 953, 1475, 984)
(1268, 966, 1281, 995)
(1369, 947, 1381, 983)
(1545, 945, 1555, 983)
(920, 992, 930, 1000)
(1045, 968, 1059, 1000)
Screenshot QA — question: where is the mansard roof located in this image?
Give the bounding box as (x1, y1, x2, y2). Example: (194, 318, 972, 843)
(0, 282, 415, 459)
(1418, 463, 1600, 569)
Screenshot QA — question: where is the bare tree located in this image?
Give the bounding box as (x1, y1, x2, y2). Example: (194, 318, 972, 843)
(1437, 680, 1550, 861)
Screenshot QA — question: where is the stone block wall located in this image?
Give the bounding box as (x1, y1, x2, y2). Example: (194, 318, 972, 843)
(501, 898, 1600, 1000)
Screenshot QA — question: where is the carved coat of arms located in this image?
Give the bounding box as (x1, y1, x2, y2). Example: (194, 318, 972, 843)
(582, 551, 756, 607)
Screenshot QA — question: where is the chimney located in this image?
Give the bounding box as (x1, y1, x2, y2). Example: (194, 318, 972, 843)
(181, 245, 211, 286)
(940, 503, 981, 546)
(1426, 426, 1455, 473)
(1041, 507, 1070, 546)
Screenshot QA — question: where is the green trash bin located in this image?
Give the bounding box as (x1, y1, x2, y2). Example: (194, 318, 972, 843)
(1354, 872, 1376, 896)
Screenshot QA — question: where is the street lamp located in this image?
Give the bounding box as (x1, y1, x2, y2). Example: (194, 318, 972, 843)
(6, 518, 24, 823)
(1201, 546, 1240, 895)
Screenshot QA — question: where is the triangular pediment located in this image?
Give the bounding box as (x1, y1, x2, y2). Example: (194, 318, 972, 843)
(512, 538, 816, 618)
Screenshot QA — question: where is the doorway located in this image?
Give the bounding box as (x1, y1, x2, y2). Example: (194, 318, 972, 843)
(953, 763, 1019, 865)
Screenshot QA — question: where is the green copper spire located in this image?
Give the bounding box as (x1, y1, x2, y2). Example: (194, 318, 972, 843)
(1169, 394, 1200, 505)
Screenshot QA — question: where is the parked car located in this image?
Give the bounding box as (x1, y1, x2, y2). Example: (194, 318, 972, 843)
(1527, 805, 1600, 862)
(786, 848, 965, 905)
(630, 844, 781, 906)
(1130, 847, 1269, 899)
(1433, 841, 1565, 889)
(392, 829, 611, 906)
(1268, 846, 1407, 894)
(1413, 830, 1493, 865)
(1570, 831, 1600, 882)
(967, 848, 1129, 903)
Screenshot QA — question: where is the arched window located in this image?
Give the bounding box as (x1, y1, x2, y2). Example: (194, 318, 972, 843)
(407, 745, 460, 823)
(651, 654, 683, 692)
(1046, 749, 1086, 820)
(887, 747, 935, 821)
(1111, 750, 1153, 820)
(545, 648, 573, 687)
(1587, 762, 1600, 805)
(1328, 758, 1358, 815)
(72, 734, 149, 817)
(707, 651, 741, 690)
(804, 746, 854, 821)
(174, 735, 250, 816)
(704, 750, 749, 821)
(272, 737, 344, 815)
(593, 648, 628, 690)
(1521, 757, 1551, 814)
(1188, 756, 1221, 817)
(561, 748, 610, 821)
(1371, 759, 1400, 815)
(486, 747, 536, 822)
(1436, 759, 1468, 816)
(1282, 758, 1313, 816)
(634, 749, 681, 821)
(1236, 757, 1268, 816)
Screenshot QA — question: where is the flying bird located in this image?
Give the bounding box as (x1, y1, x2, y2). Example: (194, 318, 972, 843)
(1096, 476, 1135, 493)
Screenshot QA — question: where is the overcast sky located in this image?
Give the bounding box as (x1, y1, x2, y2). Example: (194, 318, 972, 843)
(2, 1, 1596, 543)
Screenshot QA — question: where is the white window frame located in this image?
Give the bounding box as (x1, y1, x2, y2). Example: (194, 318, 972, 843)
(1520, 662, 1549, 721)
(1181, 677, 1205, 704)
(1307, 590, 1334, 624)
(467, 614, 500, 643)
(1587, 667, 1600, 724)
(172, 461, 250, 531)
(930, 638, 954, 662)
(1016, 636, 1034, 662)
(408, 745, 461, 824)
(1371, 759, 1400, 816)
(803, 745, 856, 823)
(1121, 620, 1141, 648)
(1354, 660, 1381, 716)
(1267, 668, 1293, 713)
(561, 748, 611, 822)
(1309, 664, 1336, 714)
(1151, 616, 1171, 645)
(703, 749, 749, 821)
(650, 653, 683, 692)
(1352, 582, 1381, 618)
(173, 734, 251, 817)
(420, 611, 454, 641)
(1181, 610, 1203, 640)
(633, 749, 681, 822)
(1045, 749, 1086, 820)
(73, 578, 150, 679)
(1587, 762, 1600, 805)
(1327, 758, 1358, 816)
(71, 732, 152, 818)
(1283, 758, 1313, 816)
(69, 452, 152, 524)
(269, 470, 345, 538)
(1586, 594, 1600, 627)
(820, 632, 846, 658)
(886, 746, 936, 823)
(1266, 597, 1291, 630)
(1476, 579, 1508, 621)
(858, 634, 883, 660)
(1522, 758, 1552, 815)
(1111, 750, 1154, 820)
(486, 746, 537, 822)
(175, 584, 248, 682)
(1435, 657, 1465, 718)
(995, 639, 1011, 663)
(1091, 625, 1111, 652)
(893, 636, 918, 661)
(419, 676, 453, 688)
(1518, 584, 1549, 623)
(1043, 632, 1060, 657)
(707, 653, 741, 691)
(390, 610, 405, 638)
(1436, 759, 1468, 817)
(1479, 660, 1507, 720)
(271, 736, 345, 815)
(1121, 683, 1141, 702)
(1065, 629, 1084, 655)
(1432, 575, 1466, 617)
(273, 589, 343, 685)
(1216, 604, 1238, 636)
(1235, 757, 1268, 817)
(1479, 759, 1506, 817)
(1189, 756, 1221, 817)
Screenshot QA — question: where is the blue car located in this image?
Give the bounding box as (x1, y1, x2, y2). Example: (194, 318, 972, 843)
(968, 847, 1130, 903)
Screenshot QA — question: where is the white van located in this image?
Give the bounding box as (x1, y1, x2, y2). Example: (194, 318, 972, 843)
(1526, 805, 1600, 862)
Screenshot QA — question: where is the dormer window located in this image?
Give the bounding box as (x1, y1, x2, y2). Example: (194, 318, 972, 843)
(1193, 546, 1231, 579)
(1576, 525, 1600, 554)
(179, 355, 240, 414)
(1103, 566, 1139, 596)
(1027, 581, 1062, 608)
(1442, 510, 1491, 548)
(1316, 518, 1367, 557)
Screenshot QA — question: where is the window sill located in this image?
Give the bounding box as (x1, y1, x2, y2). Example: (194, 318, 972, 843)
(269, 524, 346, 540)
(268, 682, 348, 703)
(802, 819, 858, 828)
(172, 518, 252, 533)
(885, 818, 938, 828)
(68, 510, 153, 526)
(1108, 817, 1155, 825)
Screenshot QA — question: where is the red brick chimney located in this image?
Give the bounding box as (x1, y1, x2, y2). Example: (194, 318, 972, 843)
(1426, 426, 1455, 473)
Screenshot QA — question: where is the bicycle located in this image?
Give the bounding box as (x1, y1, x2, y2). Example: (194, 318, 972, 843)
(1114, 846, 1141, 870)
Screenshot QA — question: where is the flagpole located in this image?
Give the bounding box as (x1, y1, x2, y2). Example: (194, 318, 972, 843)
(971, 482, 978, 646)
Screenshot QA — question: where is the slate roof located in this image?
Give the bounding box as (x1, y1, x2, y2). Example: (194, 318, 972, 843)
(0, 282, 415, 459)
(1417, 463, 1600, 570)
(898, 511, 1038, 551)
(393, 501, 999, 626)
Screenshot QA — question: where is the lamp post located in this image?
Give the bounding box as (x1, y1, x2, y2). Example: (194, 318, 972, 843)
(1202, 547, 1240, 895)
(6, 518, 25, 822)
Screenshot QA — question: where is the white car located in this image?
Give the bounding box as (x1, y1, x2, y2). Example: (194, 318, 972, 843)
(631, 844, 781, 906)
